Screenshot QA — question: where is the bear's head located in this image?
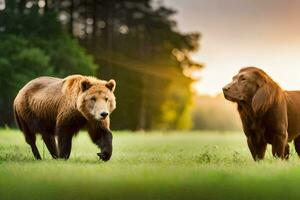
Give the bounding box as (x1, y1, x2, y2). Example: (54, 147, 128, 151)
(76, 78, 116, 122)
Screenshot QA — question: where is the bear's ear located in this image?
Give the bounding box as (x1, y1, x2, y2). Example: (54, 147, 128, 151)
(81, 80, 91, 92)
(105, 79, 116, 92)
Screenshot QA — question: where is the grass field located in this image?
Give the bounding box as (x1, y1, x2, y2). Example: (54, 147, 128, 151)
(1, 129, 300, 200)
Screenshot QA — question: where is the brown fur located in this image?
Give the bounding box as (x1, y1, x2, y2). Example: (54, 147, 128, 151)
(223, 67, 300, 161)
(14, 75, 116, 161)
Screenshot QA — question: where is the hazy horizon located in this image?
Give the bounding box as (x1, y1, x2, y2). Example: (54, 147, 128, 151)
(165, 0, 300, 95)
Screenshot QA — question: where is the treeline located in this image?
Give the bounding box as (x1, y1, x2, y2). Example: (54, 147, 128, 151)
(0, 0, 202, 130)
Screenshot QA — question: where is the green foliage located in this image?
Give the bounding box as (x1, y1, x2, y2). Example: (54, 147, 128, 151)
(0, 0, 96, 76)
(1, 129, 300, 200)
(35, 35, 96, 76)
(157, 79, 194, 130)
(0, 35, 54, 124)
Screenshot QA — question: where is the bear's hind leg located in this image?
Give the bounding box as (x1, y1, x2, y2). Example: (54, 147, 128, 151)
(18, 118, 41, 160)
(42, 134, 58, 159)
(24, 132, 41, 160)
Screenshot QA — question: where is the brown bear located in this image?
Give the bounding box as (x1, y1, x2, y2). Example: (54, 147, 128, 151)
(13, 75, 116, 161)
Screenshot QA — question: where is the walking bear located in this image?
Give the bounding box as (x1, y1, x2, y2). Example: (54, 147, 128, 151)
(14, 75, 116, 161)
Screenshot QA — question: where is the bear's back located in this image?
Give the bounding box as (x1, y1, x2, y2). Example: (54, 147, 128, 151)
(15, 76, 64, 105)
(23, 76, 63, 93)
(14, 76, 66, 134)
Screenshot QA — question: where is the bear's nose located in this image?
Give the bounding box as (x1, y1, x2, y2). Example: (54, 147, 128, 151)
(222, 86, 230, 92)
(100, 112, 109, 118)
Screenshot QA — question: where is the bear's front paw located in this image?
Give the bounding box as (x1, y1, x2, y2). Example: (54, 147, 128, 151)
(97, 152, 111, 161)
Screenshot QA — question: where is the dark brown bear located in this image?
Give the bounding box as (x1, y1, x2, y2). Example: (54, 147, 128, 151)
(13, 75, 116, 161)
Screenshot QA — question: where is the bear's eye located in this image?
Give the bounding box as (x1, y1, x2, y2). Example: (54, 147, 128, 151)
(105, 97, 108, 102)
(91, 97, 96, 102)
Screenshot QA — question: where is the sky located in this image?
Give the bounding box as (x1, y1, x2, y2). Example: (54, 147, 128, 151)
(164, 0, 300, 95)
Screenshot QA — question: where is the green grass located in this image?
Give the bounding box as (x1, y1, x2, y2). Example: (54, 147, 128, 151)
(1, 129, 300, 200)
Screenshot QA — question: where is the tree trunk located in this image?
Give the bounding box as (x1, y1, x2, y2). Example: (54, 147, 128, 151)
(18, 0, 26, 13)
(69, 0, 74, 36)
(44, 0, 48, 12)
(92, 0, 97, 50)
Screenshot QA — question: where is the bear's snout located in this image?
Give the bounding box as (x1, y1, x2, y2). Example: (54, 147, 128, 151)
(100, 111, 109, 119)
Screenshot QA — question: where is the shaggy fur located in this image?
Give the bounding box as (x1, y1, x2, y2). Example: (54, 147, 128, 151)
(14, 75, 116, 161)
(223, 67, 300, 160)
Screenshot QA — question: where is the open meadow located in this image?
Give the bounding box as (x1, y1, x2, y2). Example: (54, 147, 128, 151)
(1, 129, 300, 200)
